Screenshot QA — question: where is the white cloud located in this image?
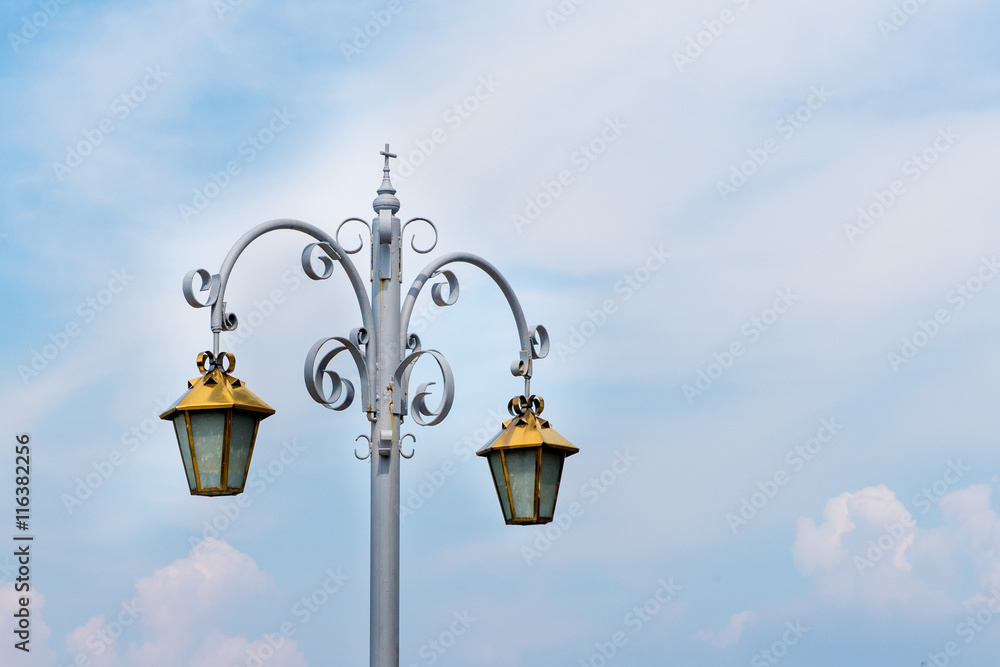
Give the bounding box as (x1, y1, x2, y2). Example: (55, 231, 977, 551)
(696, 610, 753, 648)
(939, 483, 1000, 591)
(65, 615, 119, 667)
(189, 629, 307, 667)
(791, 482, 1000, 620)
(793, 485, 914, 576)
(61, 538, 306, 667)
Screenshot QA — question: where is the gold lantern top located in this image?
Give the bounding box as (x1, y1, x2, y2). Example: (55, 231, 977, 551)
(160, 353, 275, 420)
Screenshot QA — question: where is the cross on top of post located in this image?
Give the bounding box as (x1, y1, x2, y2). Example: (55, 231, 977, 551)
(380, 143, 397, 168)
(373, 143, 400, 214)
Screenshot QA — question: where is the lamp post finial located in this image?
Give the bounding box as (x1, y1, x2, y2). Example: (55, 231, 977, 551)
(373, 143, 400, 214)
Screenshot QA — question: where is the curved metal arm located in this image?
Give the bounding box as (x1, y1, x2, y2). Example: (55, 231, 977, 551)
(400, 252, 542, 377)
(211, 218, 375, 337)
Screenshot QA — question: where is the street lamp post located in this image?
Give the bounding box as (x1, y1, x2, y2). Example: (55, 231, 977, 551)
(162, 146, 577, 667)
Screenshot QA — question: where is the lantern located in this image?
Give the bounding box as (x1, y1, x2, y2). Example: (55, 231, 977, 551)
(160, 352, 274, 496)
(477, 395, 578, 525)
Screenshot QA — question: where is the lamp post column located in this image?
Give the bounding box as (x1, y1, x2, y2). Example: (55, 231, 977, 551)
(370, 146, 402, 667)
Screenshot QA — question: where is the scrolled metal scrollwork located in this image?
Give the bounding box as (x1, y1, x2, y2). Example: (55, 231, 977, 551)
(304, 336, 371, 413)
(183, 269, 220, 308)
(196, 350, 236, 374)
(354, 434, 373, 460)
(508, 394, 543, 416)
(336, 218, 371, 255)
(528, 325, 549, 360)
(391, 349, 455, 426)
(401, 217, 438, 254)
(430, 270, 459, 307)
(220, 303, 239, 332)
(301, 242, 337, 281)
(351, 327, 370, 348)
(400, 252, 539, 382)
(400, 433, 416, 459)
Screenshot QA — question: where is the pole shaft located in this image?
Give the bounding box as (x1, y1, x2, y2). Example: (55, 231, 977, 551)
(371, 206, 401, 667)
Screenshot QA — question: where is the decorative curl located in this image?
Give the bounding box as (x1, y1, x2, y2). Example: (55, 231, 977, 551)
(304, 336, 370, 413)
(400, 433, 416, 459)
(183, 269, 220, 308)
(197, 350, 236, 374)
(220, 306, 238, 332)
(301, 243, 337, 281)
(351, 327, 370, 347)
(430, 270, 459, 307)
(529, 325, 550, 359)
(354, 434, 373, 460)
(392, 349, 455, 426)
(336, 218, 371, 255)
(508, 394, 544, 416)
(402, 217, 438, 254)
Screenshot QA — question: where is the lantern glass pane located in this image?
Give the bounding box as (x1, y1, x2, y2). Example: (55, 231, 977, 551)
(173, 415, 197, 492)
(504, 448, 538, 520)
(190, 410, 227, 489)
(226, 410, 257, 489)
(538, 448, 565, 520)
(488, 451, 512, 521)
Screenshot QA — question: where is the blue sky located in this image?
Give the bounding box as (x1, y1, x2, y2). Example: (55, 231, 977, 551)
(2, 0, 1000, 665)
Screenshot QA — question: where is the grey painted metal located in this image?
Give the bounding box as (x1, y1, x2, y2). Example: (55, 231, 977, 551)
(370, 145, 402, 667)
(181, 145, 543, 667)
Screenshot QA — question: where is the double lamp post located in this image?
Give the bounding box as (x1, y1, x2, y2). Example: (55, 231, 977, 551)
(160, 146, 578, 666)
